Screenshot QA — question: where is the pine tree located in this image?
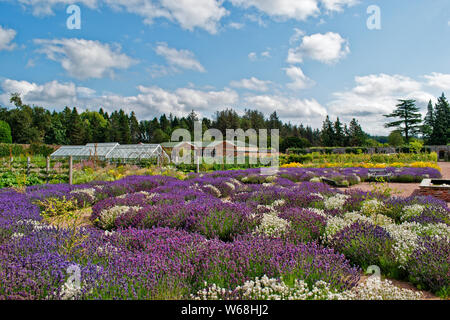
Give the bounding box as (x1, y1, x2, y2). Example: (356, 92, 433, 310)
(348, 119, 366, 146)
(422, 100, 434, 142)
(321, 116, 335, 147)
(384, 99, 422, 142)
(118, 109, 131, 144)
(129, 111, 140, 143)
(268, 111, 282, 130)
(68, 107, 85, 145)
(334, 117, 344, 147)
(430, 93, 450, 145)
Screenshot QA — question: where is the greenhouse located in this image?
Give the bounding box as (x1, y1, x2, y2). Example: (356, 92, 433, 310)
(50, 143, 169, 162)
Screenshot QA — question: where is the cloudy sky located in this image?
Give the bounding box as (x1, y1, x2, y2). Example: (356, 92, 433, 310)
(0, 0, 449, 135)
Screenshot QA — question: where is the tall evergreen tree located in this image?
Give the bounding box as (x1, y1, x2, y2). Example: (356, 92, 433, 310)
(321, 116, 335, 147)
(118, 109, 131, 144)
(430, 93, 450, 145)
(334, 117, 344, 147)
(129, 111, 140, 143)
(384, 99, 422, 142)
(422, 100, 435, 142)
(68, 107, 85, 145)
(348, 119, 366, 147)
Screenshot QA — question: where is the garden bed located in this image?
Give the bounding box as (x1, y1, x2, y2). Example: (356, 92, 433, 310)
(0, 167, 448, 300)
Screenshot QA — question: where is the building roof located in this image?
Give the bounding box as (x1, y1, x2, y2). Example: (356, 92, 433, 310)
(51, 143, 168, 160)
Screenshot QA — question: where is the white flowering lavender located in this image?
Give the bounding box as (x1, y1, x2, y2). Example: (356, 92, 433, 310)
(70, 188, 96, 202)
(401, 204, 425, 221)
(360, 199, 385, 217)
(202, 184, 222, 198)
(324, 194, 349, 210)
(59, 280, 82, 300)
(224, 182, 236, 191)
(11, 232, 24, 240)
(335, 277, 422, 300)
(307, 208, 328, 218)
(193, 276, 338, 300)
(311, 193, 324, 200)
(255, 213, 290, 237)
(193, 275, 422, 300)
(322, 212, 369, 243)
(383, 223, 419, 268)
(97, 205, 141, 230)
(16, 219, 57, 232)
(257, 199, 286, 214)
(117, 191, 154, 199)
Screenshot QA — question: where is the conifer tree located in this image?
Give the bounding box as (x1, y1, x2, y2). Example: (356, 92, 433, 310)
(384, 99, 422, 142)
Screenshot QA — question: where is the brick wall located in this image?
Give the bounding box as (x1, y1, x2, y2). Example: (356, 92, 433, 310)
(417, 187, 450, 202)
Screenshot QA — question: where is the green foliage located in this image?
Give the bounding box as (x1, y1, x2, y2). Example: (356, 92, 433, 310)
(388, 131, 404, 147)
(428, 93, 450, 145)
(0, 120, 12, 143)
(280, 151, 436, 165)
(36, 197, 78, 218)
(409, 139, 424, 154)
(280, 136, 311, 153)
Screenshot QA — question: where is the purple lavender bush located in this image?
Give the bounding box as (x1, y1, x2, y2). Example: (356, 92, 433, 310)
(406, 236, 449, 297)
(328, 221, 398, 275)
(279, 208, 327, 244)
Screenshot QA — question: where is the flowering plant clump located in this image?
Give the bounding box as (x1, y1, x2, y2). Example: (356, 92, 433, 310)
(193, 275, 423, 300)
(279, 208, 327, 244)
(328, 221, 397, 273)
(360, 199, 386, 217)
(406, 236, 449, 296)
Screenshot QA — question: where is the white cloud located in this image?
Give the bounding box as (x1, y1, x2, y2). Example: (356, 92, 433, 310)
(34, 38, 136, 79)
(1, 77, 328, 127)
(230, 77, 272, 92)
(11, 0, 358, 34)
(15, 0, 227, 34)
(0, 77, 238, 119)
(0, 78, 80, 107)
(320, 0, 359, 12)
(228, 22, 245, 29)
(105, 0, 228, 34)
(424, 72, 450, 91)
(244, 94, 327, 119)
(230, 0, 319, 21)
(248, 50, 271, 61)
(15, 0, 98, 16)
(261, 51, 271, 58)
(328, 73, 436, 134)
(287, 32, 350, 64)
(284, 66, 315, 90)
(0, 26, 17, 51)
(289, 28, 305, 45)
(84, 86, 239, 118)
(154, 42, 205, 73)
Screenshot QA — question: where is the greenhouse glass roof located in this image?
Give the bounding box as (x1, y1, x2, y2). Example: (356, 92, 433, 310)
(51, 143, 168, 161)
(106, 144, 168, 160)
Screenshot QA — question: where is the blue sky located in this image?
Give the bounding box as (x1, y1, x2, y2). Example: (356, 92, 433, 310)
(0, 0, 449, 134)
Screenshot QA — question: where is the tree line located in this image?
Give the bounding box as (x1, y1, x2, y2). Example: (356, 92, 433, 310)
(0, 93, 375, 152)
(384, 93, 449, 146)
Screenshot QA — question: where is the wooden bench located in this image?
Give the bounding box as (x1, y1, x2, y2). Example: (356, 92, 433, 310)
(321, 177, 349, 188)
(368, 168, 392, 181)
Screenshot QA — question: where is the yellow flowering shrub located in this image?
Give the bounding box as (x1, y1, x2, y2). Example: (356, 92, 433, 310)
(281, 161, 441, 170)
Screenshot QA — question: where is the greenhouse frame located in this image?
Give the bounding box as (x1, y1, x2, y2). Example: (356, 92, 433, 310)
(51, 143, 170, 162)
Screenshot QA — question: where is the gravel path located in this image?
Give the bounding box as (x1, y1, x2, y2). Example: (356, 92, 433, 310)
(340, 162, 450, 199)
